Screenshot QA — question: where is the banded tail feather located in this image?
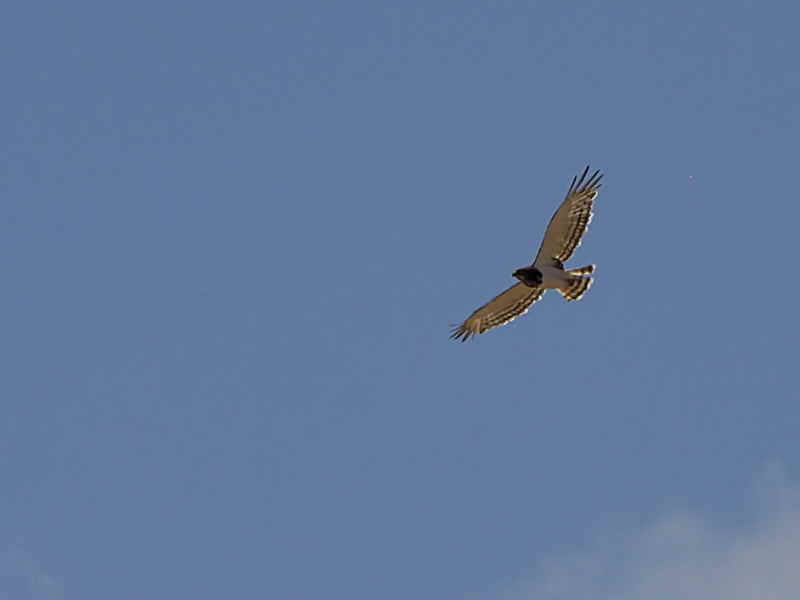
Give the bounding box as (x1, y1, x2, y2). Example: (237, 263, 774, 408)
(567, 264, 595, 276)
(559, 275, 593, 301)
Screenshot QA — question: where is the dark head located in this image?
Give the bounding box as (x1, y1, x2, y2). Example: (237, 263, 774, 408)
(513, 266, 543, 287)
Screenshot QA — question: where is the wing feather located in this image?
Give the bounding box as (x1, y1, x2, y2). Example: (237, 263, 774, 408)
(534, 166, 603, 265)
(450, 283, 546, 342)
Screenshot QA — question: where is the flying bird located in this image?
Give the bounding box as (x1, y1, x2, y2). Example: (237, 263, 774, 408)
(450, 166, 603, 342)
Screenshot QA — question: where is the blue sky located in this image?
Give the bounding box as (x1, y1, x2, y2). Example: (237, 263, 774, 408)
(3, 1, 799, 598)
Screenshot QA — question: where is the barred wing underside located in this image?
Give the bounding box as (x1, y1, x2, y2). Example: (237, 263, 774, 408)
(534, 166, 602, 265)
(450, 283, 546, 342)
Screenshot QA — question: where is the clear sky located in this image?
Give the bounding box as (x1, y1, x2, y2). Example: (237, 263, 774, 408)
(3, 1, 799, 598)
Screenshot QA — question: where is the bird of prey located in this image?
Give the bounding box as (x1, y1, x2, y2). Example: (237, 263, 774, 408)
(450, 166, 603, 342)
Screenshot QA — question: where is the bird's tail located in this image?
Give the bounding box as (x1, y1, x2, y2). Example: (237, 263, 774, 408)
(567, 264, 595, 276)
(559, 275, 593, 301)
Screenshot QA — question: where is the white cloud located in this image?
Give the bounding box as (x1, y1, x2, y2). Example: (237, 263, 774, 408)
(504, 465, 800, 600)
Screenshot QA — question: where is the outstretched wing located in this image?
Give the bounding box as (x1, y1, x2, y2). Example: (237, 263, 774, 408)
(450, 283, 546, 342)
(534, 166, 603, 266)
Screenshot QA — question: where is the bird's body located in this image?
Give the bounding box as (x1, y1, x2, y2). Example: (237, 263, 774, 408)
(450, 166, 603, 341)
(521, 264, 571, 289)
(515, 261, 593, 289)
